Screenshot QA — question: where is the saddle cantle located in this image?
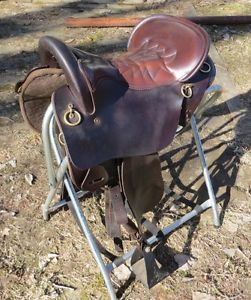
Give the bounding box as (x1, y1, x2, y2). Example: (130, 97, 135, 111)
(113, 15, 209, 89)
(17, 14, 216, 235)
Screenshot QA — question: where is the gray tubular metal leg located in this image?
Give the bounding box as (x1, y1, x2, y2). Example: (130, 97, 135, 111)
(146, 197, 212, 245)
(62, 175, 117, 300)
(42, 105, 117, 300)
(146, 111, 222, 245)
(42, 104, 61, 220)
(42, 157, 68, 220)
(42, 104, 56, 188)
(191, 115, 220, 227)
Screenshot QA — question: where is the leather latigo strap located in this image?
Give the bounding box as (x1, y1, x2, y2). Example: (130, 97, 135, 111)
(105, 185, 128, 252)
(67, 162, 109, 192)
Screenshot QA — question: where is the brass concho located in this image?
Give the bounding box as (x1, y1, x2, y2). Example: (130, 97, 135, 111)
(63, 103, 82, 126)
(181, 84, 193, 98)
(200, 61, 211, 73)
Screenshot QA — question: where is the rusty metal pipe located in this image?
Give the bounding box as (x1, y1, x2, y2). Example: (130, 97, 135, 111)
(65, 15, 251, 28)
(65, 16, 141, 27)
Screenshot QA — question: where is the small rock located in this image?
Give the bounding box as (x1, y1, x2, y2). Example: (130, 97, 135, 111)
(169, 203, 180, 212)
(235, 38, 244, 45)
(39, 253, 59, 270)
(0, 210, 17, 217)
(25, 173, 34, 186)
(2, 227, 10, 237)
(113, 264, 131, 281)
(223, 33, 230, 41)
(15, 194, 22, 201)
(27, 273, 36, 285)
(182, 276, 194, 282)
(0, 159, 17, 170)
(47, 253, 59, 259)
(223, 248, 236, 257)
(89, 214, 96, 222)
(192, 291, 216, 300)
(174, 254, 195, 271)
(39, 256, 49, 270)
(8, 159, 17, 168)
(65, 38, 75, 44)
(10, 211, 18, 216)
(53, 283, 76, 291)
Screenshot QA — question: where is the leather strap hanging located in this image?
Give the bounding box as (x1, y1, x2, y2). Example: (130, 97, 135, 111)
(104, 185, 127, 252)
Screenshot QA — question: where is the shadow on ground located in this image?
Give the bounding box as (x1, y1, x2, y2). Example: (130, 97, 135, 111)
(157, 90, 250, 268)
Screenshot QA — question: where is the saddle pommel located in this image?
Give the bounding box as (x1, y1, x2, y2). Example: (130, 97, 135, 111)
(38, 36, 95, 116)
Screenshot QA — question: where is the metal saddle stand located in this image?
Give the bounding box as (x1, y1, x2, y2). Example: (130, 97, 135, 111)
(41, 85, 222, 299)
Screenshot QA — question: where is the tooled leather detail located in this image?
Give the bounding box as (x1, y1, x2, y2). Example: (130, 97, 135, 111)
(113, 39, 177, 90)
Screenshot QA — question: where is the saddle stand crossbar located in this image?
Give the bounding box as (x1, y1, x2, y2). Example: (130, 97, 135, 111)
(41, 85, 222, 299)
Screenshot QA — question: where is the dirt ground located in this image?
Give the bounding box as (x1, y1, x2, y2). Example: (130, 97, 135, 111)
(0, 0, 251, 299)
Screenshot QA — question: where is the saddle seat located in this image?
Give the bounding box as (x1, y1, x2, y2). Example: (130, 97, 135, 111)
(113, 15, 209, 89)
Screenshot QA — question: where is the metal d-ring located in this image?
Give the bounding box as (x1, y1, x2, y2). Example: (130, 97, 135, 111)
(181, 84, 193, 98)
(200, 61, 211, 73)
(58, 132, 66, 146)
(63, 103, 82, 126)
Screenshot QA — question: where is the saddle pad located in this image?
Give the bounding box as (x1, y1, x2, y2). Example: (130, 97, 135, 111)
(113, 15, 209, 90)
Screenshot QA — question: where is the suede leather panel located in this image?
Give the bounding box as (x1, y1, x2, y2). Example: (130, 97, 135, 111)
(52, 81, 183, 170)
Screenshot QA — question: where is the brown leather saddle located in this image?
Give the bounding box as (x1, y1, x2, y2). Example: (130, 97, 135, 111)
(17, 15, 215, 247)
